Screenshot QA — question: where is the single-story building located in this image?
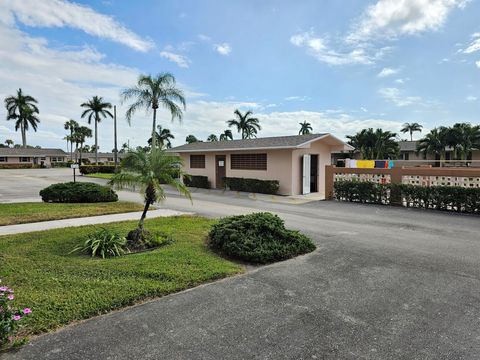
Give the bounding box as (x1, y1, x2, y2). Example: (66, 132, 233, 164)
(0, 148, 67, 167)
(77, 152, 124, 164)
(168, 134, 353, 195)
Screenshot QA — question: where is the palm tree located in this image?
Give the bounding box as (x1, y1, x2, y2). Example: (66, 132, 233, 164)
(5, 139, 14, 148)
(121, 73, 186, 149)
(80, 96, 113, 164)
(185, 135, 198, 144)
(446, 123, 480, 160)
(416, 127, 449, 166)
(4, 88, 40, 148)
(227, 110, 261, 139)
(401, 122, 423, 141)
(109, 148, 190, 243)
(207, 134, 218, 142)
(147, 125, 175, 148)
(299, 121, 313, 135)
(119, 142, 129, 154)
(73, 126, 92, 164)
(219, 130, 233, 141)
(64, 119, 79, 161)
(347, 128, 399, 159)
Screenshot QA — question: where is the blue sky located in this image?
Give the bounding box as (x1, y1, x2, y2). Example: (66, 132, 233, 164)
(0, 0, 479, 150)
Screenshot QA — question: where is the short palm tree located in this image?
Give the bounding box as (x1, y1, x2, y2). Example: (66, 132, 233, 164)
(207, 134, 218, 142)
(185, 135, 198, 144)
(74, 126, 93, 164)
(446, 123, 480, 160)
(4, 88, 40, 148)
(121, 73, 186, 149)
(416, 127, 449, 165)
(401, 122, 423, 141)
(219, 129, 233, 141)
(109, 148, 191, 243)
(227, 110, 261, 139)
(299, 121, 313, 135)
(148, 125, 175, 148)
(64, 119, 79, 161)
(4, 139, 14, 148)
(81, 96, 113, 164)
(347, 128, 399, 159)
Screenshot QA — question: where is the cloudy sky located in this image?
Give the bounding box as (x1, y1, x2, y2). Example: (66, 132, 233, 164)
(0, 0, 479, 150)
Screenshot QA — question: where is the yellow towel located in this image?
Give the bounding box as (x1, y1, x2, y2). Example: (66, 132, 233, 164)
(357, 160, 375, 168)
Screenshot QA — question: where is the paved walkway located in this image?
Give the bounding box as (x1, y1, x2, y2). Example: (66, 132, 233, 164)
(0, 209, 192, 236)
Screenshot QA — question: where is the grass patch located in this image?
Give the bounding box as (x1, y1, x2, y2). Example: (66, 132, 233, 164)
(0, 201, 145, 226)
(85, 173, 114, 179)
(0, 216, 243, 336)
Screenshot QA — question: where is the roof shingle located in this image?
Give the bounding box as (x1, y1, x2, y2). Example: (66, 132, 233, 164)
(0, 148, 67, 157)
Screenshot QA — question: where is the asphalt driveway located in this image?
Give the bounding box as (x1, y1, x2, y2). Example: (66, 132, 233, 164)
(1, 169, 480, 359)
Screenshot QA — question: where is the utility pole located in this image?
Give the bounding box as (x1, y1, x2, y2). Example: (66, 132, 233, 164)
(114, 105, 118, 167)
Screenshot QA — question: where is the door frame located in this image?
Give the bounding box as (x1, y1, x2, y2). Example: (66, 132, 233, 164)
(215, 155, 226, 189)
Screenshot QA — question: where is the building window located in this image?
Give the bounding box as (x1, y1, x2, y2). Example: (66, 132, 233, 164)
(190, 155, 205, 168)
(20, 157, 30, 162)
(402, 152, 409, 161)
(40, 157, 46, 160)
(108, 157, 114, 162)
(0, 157, 7, 162)
(231, 153, 267, 170)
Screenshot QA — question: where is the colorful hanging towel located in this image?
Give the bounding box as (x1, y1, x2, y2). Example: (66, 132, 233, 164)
(387, 160, 394, 169)
(349, 159, 357, 168)
(384, 160, 389, 169)
(375, 160, 386, 168)
(357, 160, 375, 168)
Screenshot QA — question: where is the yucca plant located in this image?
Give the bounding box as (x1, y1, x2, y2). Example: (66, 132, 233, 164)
(71, 228, 127, 258)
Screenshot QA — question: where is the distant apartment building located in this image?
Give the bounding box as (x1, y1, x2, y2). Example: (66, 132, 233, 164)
(78, 152, 124, 164)
(0, 148, 67, 167)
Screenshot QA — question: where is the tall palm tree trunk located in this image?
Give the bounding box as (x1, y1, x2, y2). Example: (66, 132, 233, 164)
(138, 184, 155, 230)
(21, 122, 27, 148)
(70, 129, 73, 161)
(95, 115, 99, 165)
(151, 108, 157, 149)
(410, 131, 413, 141)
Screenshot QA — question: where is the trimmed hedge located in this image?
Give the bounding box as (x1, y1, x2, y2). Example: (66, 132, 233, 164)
(208, 212, 316, 264)
(184, 175, 210, 189)
(79, 165, 116, 175)
(334, 180, 480, 214)
(223, 177, 279, 195)
(39, 182, 118, 203)
(0, 163, 33, 169)
(51, 161, 72, 168)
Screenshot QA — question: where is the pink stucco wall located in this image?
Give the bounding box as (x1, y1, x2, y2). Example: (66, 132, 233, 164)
(178, 139, 341, 195)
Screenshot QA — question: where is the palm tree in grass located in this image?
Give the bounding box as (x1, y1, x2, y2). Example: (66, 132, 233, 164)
(219, 129, 233, 141)
(147, 125, 175, 148)
(227, 110, 261, 139)
(5, 139, 14, 148)
(207, 134, 218, 142)
(299, 121, 313, 135)
(109, 148, 191, 243)
(401, 122, 423, 141)
(4, 88, 40, 148)
(80, 96, 113, 164)
(121, 73, 186, 149)
(73, 126, 92, 164)
(416, 127, 449, 166)
(64, 119, 79, 161)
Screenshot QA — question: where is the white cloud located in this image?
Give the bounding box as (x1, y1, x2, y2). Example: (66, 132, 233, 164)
(284, 96, 310, 101)
(160, 50, 190, 68)
(476, 60, 480, 68)
(214, 43, 232, 56)
(378, 87, 423, 107)
(394, 78, 405, 84)
(462, 33, 480, 54)
(1, 0, 154, 52)
(347, 0, 468, 43)
(377, 67, 400, 77)
(466, 95, 477, 102)
(290, 31, 383, 65)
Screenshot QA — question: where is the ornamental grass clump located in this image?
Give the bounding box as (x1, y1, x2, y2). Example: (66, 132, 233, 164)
(0, 280, 32, 349)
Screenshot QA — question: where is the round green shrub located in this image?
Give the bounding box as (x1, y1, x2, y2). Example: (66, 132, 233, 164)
(39, 182, 118, 203)
(208, 212, 316, 264)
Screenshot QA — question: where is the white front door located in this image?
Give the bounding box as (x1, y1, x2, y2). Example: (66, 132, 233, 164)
(302, 154, 311, 195)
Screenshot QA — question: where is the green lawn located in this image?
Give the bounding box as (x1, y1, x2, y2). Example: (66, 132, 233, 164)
(0, 216, 243, 335)
(85, 173, 114, 179)
(0, 201, 145, 226)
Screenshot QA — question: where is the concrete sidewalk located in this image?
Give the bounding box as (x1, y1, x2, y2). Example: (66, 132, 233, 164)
(0, 209, 192, 236)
